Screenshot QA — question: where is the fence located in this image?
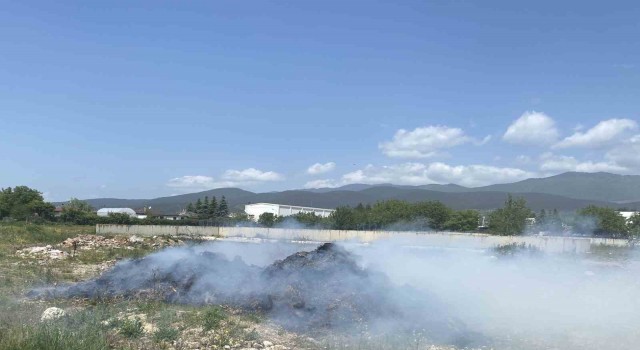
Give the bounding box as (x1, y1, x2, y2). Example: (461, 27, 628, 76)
(96, 224, 627, 253)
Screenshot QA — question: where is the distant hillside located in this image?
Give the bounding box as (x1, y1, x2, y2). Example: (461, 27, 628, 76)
(418, 184, 470, 193)
(75, 181, 639, 215)
(81, 188, 255, 214)
(470, 172, 640, 202)
(303, 183, 381, 193)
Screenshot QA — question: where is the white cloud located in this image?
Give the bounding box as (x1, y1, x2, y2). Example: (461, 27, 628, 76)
(166, 175, 216, 191)
(379, 125, 475, 158)
(554, 118, 638, 149)
(424, 162, 534, 187)
(539, 153, 627, 173)
(304, 179, 339, 189)
(307, 162, 336, 175)
(221, 168, 283, 182)
(605, 134, 640, 171)
(503, 111, 559, 146)
(342, 163, 432, 185)
(338, 162, 533, 187)
(167, 168, 283, 192)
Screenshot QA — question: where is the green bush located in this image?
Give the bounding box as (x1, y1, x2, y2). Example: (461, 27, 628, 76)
(118, 317, 144, 338)
(152, 326, 179, 343)
(202, 306, 226, 331)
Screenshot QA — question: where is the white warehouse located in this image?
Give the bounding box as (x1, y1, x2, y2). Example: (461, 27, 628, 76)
(97, 208, 137, 218)
(245, 203, 335, 221)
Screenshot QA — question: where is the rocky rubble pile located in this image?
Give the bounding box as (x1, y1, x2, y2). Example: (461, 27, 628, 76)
(16, 245, 69, 260)
(17, 234, 184, 261)
(61, 235, 129, 250)
(60, 234, 183, 250)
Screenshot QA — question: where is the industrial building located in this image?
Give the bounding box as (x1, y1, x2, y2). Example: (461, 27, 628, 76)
(620, 211, 639, 223)
(245, 203, 334, 221)
(97, 208, 137, 218)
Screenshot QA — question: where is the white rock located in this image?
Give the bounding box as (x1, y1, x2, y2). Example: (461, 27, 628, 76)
(129, 235, 144, 243)
(263, 341, 273, 347)
(41, 307, 66, 322)
(48, 249, 68, 259)
(28, 247, 48, 254)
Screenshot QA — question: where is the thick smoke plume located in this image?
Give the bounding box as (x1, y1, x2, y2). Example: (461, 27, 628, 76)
(30, 241, 476, 346)
(30, 239, 640, 349)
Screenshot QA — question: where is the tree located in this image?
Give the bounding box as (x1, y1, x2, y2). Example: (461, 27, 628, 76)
(107, 212, 135, 225)
(292, 212, 327, 227)
(203, 196, 210, 216)
(413, 201, 453, 231)
(217, 196, 229, 217)
(537, 209, 547, 228)
(369, 200, 414, 228)
(209, 196, 218, 218)
(444, 210, 480, 232)
(195, 198, 203, 216)
(488, 195, 533, 236)
(60, 198, 96, 224)
(64, 198, 94, 213)
(330, 207, 357, 230)
(0, 186, 54, 221)
(578, 206, 628, 238)
(186, 203, 194, 214)
(628, 213, 640, 239)
(258, 212, 277, 227)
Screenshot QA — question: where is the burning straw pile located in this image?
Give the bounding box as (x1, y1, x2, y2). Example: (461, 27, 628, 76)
(29, 243, 477, 346)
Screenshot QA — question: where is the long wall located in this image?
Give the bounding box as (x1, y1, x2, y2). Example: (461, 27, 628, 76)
(96, 224, 626, 253)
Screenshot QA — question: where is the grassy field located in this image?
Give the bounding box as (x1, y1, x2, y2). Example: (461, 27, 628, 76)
(0, 223, 293, 350)
(0, 223, 479, 350)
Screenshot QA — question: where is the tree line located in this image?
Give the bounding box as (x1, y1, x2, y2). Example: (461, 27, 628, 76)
(1, 186, 638, 238)
(185, 196, 229, 219)
(257, 195, 640, 239)
(257, 200, 480, 232)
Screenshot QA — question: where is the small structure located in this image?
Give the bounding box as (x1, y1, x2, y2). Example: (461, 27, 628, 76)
(53, 207, 64, 217)
(245, 203, 334, 221)
(161, 213, 185, 221)
(134, 208, 149, 219)
(620, 211, 639, 223)
(97, 208, 137, 218)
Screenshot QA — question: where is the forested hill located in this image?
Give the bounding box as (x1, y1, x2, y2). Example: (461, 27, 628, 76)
(76, 174, 640, 215)
(419, 172, 640, 203)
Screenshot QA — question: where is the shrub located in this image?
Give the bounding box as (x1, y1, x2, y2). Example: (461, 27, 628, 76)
(152, 326, 179, 343)
(202, 306, 226, 331)
(119, 317, 143, 338)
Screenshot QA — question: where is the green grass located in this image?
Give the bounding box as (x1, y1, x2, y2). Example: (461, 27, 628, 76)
(153, 326, 179, 343)
(0, 223, 288, 350)
(0, 309, 110, 350)
(201, 306, 227, 331)
(0, 223, 94, 250)
(118, 317, 144, 339)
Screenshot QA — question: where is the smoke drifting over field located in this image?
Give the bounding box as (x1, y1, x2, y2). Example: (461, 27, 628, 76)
(31, 239, 640, 349)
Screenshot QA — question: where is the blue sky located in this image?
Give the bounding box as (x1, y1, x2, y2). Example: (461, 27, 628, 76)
(1, 1, 638, 200)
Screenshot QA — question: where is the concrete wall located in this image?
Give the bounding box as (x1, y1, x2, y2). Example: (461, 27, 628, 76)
(96, 224, 219, 237)
(95, 224, 625, 253)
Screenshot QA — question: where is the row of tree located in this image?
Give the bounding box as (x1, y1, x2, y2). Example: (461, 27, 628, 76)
(487, 195, 640, 238)
(2, 186, 638, 238)
(185, 196, 229, 219)
(256, 200, 481, 232)
(256, 195, 640, 239)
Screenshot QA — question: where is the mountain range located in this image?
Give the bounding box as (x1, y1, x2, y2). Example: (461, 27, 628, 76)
(75, 172, 640, 214)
